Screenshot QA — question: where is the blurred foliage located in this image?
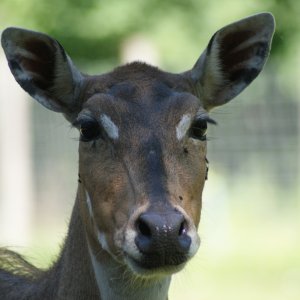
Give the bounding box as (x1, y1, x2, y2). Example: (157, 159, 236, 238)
(0, 0, 299, 73)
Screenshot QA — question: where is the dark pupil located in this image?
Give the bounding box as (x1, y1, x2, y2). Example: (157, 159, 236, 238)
(80, 121, 100, 141)
(190, 120, 207, 140)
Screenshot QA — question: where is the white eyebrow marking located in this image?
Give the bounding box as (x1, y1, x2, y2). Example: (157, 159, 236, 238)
(100, 114, 119, 140)
(176, 114, 192, 141)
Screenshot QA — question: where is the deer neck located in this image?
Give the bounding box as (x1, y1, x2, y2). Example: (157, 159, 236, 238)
(55, 187, 170, 300)
(88, 246, 171, 300)
(54, 195, 99, 300)
(76, 184, 171, 300)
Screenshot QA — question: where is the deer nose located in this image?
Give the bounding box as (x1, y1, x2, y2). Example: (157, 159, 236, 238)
(135, 210, 191, 258)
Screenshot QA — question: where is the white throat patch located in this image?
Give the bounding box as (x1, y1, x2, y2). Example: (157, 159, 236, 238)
(100, 114, 119, 140)
(176, 114, 192, 141)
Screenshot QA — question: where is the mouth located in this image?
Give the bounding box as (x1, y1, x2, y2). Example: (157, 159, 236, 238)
(124, 252, 187, 277)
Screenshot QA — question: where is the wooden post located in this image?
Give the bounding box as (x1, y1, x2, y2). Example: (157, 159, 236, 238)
(0, 53, 34, 247)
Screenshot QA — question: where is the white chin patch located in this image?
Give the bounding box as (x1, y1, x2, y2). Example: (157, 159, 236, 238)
(187, 229, 201, 258)
(123, 227, 142, 261)
(176, 114, 191, 141)
(100, 114, 119, 140)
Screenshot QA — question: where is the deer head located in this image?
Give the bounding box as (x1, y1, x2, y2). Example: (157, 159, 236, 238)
(1, 13, 274, 285)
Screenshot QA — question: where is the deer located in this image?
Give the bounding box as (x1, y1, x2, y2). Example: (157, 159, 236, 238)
(0, 13, 274, 300)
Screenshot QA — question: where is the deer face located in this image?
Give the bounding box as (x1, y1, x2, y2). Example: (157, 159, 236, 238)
(1, 13, 274, 278)
(76, 68, 209, 275)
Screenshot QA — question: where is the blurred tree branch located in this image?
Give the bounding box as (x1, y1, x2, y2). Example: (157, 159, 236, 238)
(0, 0, 299, 70)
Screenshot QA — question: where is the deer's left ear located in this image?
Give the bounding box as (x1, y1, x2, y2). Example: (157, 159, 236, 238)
(1, 27, 84, 121)
(186, 13, 275, 110)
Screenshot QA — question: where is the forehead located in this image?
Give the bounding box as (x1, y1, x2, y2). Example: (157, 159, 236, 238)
(82, 62, 202, 124)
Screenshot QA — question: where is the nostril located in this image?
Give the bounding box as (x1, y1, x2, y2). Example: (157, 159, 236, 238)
(178, 220, 191, 252)
(135, 216, 154, 254)
(137, 218, 152, 237)
(178, 220, 188, 236)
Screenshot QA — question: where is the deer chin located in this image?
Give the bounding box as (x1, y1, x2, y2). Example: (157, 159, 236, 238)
(123, 252, 187, 278)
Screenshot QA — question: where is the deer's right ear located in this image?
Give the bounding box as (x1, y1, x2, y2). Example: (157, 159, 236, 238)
(1, 27, 84, 121)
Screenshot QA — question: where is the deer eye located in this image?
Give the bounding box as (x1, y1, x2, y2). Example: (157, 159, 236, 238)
(189, 119, 207, 141)
(79, 120, 102, 142)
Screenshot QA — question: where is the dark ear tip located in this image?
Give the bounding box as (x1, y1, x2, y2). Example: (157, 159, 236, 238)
(1, 27, 13, 48)
(259, 12, 275, 21)
(1, 27, 24, 49)
(2, 27, 20, 38)
(252, 12, 275, 30)
(1, 27, 56, 49)
(260, 12, 275, 26)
